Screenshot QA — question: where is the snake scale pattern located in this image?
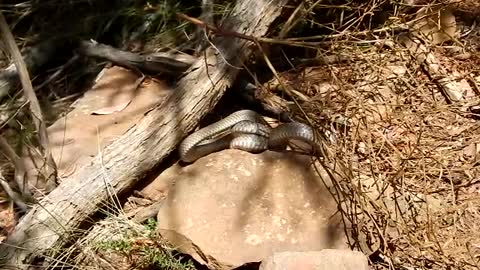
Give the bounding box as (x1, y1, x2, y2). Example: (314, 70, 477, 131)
(178, 110, 321, 163)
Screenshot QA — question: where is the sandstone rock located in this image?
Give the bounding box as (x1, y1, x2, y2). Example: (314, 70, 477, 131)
(21, 66, 170, 194)
(259, 250, 370, 270)
(153, 149, 349, 268)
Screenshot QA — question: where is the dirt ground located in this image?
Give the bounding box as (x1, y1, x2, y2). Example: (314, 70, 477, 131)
(268, 25, 480, 269)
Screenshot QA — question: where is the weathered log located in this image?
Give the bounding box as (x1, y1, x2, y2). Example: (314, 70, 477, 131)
(77, 40, 195, 75)
(0, 0, 288, 268)
(79, 39, 294, 121)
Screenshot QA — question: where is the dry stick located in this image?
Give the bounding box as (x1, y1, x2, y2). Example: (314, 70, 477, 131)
(178, 13, 311, 102)
(0, 171, 28, 211)
(277, 0, 306, 39)
(194, 0, 215, 53)
(278, 0, 327, 39)
(0, 11, 57, 192)
(398, 34, 468, 103)
(177, 12, 322, 49)
(0, 135, 34, 206)
(34, 54, 80, 91)
(0, 98, 29, 130)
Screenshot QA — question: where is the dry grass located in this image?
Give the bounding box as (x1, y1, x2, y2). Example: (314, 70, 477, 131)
(1, 0, 480, 269)
(261, 1, 480, 269)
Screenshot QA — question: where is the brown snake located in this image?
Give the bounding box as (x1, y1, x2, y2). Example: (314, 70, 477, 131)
(178, 110, 321, 163)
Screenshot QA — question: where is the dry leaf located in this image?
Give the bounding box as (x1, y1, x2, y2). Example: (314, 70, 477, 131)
(156, 229, 233, 270)
(59, 162, 77, 178)
(0, 203, 15, 238)
(91, 100, 132, 115)
(411, 6, 456, 45)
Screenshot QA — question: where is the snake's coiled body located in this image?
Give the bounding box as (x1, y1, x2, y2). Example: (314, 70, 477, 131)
(179, 110, 320, 163)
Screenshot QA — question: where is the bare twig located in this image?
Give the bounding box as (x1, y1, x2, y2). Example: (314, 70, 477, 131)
(0, 135, 34, 202)
(0, 171, 29, 211)
(0, 11, 57, 191)
(278, 1, 306, 38)
(78, 40, 194, 75)
(0, 96, 29, 130)
(194, 0, 215, 54)
(177, 12, 324, 49)
(34, 54, 80, 91)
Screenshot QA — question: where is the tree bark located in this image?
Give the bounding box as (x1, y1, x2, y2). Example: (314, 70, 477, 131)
(77, 40, 294, 121)
(0, 0, 288, 268)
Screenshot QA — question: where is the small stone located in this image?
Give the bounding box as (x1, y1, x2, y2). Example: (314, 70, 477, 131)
(357, 142, 367, 155)
(259, 250, 370, 270)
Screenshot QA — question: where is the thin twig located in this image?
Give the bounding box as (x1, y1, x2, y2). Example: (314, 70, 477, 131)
(0, 171, 29, 211)
(0, 10, 57, 191)
(177, 12, 325, 49)
(34, 54, 80, 91)
(0, 135, 34, 201)
(278, 0, 306, 38)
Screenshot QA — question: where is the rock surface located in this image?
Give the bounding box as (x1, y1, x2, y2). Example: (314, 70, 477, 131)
(21, 66, 170, 193)
(259, 250, 370, 270)
(152, 149, 349, 267)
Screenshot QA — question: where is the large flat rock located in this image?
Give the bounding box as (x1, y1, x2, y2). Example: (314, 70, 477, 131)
(21, 66, 170, 193)
(152, 149, 349, 268)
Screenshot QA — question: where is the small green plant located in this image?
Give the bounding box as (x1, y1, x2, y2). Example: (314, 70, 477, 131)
(139, 246, 196, 270)
(144, 217, 157, 232)
(95, 225, 196, 270)
(96, 239, 132, 252)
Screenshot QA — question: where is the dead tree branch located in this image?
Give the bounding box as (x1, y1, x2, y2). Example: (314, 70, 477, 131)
(77, 40, 195, 76)
(0, 171, 29, 212)
(0, 135, 34, 203)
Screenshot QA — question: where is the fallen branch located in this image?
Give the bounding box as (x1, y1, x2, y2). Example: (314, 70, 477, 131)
(77, 40, 195, 76)
(0, 171, 29, 212)
(0, 0, 288, 268)
(0, 135, 34, 203)
(79, 39, 293, 120)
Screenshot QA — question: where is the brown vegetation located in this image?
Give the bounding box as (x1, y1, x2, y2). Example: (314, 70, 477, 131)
(0, 0, 479, 269)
